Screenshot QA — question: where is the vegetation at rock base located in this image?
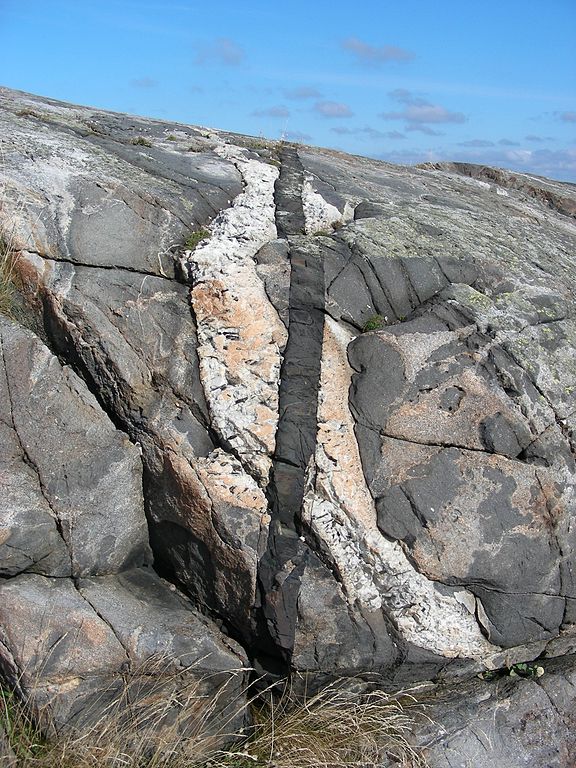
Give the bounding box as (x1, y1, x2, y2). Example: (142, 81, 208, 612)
(0, 674, 428, 768)
(184, 229, 211, 251)
(477, 661, 545, 682)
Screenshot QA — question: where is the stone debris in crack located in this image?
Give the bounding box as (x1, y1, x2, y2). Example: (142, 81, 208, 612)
(182, 142, 287, 483)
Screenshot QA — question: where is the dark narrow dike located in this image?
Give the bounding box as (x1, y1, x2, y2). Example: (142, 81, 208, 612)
(257, 147, 326, 662)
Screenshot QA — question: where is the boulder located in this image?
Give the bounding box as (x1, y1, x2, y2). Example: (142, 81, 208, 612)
(0, 315, 248, 739)
(0, 315, 150, 577)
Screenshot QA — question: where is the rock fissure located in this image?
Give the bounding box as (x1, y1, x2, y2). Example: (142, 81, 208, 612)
(28, 248, 176, 281)
(72, 581, 131, 664)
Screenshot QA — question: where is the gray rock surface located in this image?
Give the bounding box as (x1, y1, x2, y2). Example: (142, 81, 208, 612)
(0, 283, 248, 737)
(406, 656, 576, 768)
(0, 570, 247, 736)
(1, 88, 576, 759)
(0, 315, 150, 576)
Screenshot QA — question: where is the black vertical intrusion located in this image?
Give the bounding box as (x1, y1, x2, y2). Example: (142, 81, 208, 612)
(258, 147, 326, 661)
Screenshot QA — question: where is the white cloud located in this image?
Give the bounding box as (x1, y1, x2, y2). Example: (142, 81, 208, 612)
(458, 139, 495, 148)
(381, 89, 465, 126)
(283, 87, 322, 100)
(331, 126, 406, 140)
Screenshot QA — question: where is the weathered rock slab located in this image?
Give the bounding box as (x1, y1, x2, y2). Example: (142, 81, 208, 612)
(0, 316, 150, 577)
(0, 570, 247, 735)
(407, 658, 576, 768)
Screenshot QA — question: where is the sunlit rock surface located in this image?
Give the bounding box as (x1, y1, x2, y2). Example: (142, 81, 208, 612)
(1, 87, 576, 762)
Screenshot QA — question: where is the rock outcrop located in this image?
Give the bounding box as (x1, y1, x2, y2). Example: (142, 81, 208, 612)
(1, 87, 576, 762)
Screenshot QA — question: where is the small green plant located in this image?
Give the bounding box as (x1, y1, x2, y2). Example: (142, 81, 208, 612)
(131, 137, 153, 147)
(166, 135, 178, 142)
(478, 661, 545, 681)
(185, 229, 210, 251)
(362, 314, 386, 332)
(312, 230, 330, 237)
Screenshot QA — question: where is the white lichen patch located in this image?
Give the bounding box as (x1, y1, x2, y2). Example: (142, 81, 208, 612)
(302, 316, 498, 659)
(184, 144, 287, 483)
(302, 176, 346, 235)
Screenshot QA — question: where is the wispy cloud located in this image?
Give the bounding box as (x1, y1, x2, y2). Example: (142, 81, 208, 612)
(342, 37, 414, 65)
(314, 100, 354, 118)
(525, 134, 555, 142)
(405, 124, 444, 136)
(380, 89, 465, 125)
(252, 105, 290, 118)
(559, 111, 576, 123)
(130, 77, 158, 88)
(332, 126, 406, 140)
(458, 139, 495, 147)
(498, 138, 520, 146)
(194, 37, 245, 66)
(283, 86, 322, 100)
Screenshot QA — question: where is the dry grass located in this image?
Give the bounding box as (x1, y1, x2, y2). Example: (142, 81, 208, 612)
(214, 678, 428, 768)
(0, 217, 21, 317)
(1, 667, 428, 768)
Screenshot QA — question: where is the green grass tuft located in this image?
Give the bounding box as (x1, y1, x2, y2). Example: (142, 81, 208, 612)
(184, 229, 211, 251)
(362, 314, 386, 332)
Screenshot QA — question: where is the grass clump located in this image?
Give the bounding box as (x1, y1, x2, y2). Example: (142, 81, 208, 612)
(362, 314, 386, 332)
(0, 217, 21, 318)
(131, 137, 153, 147)
(1, 685, 43, 763)
(217, 678, 427, 768)
(0, 673, 427, 768)
(184, 229, 210, 251)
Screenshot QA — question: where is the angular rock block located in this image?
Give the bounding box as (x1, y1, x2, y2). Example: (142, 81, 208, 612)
(0, 570, 247, 738)
(0, 316, 151, 577)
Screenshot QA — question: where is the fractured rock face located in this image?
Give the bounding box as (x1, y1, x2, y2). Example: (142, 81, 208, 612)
(0, 316, 150, 577)
(0, 570, 247, 736)
(1, 88, 576, 702)
(0, 315, 249, 739)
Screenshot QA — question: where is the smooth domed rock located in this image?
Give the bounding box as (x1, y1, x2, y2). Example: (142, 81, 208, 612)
(1, 88, 575, 698)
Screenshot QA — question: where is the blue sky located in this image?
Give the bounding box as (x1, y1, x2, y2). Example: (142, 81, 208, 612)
(1, 0, 575, 180)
